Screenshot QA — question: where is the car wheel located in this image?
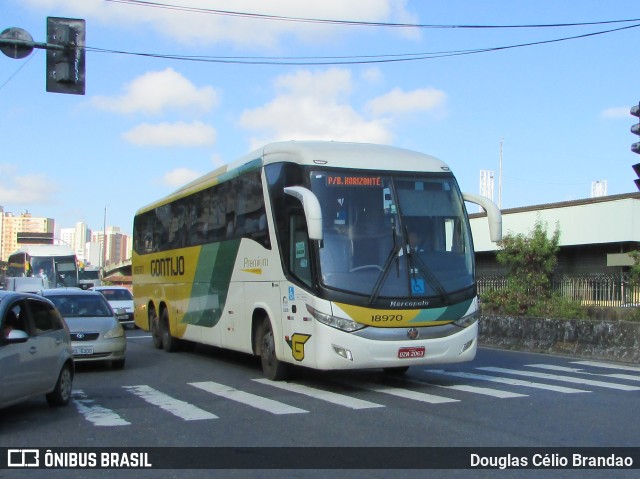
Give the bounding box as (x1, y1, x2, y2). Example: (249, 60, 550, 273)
(160, 309, 180, 352)
(258, 319, 289, 381)
(46, 363, 73, 407)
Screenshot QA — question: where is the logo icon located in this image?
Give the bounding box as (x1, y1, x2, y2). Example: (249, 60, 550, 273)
(286, 333, 312, 361)
(7, 449, 40, 467)
(407, 328, 420, 340)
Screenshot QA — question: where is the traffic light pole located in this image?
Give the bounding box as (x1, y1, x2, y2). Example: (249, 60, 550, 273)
(0, 17, 85, 95)
(631, 102, 640, 190)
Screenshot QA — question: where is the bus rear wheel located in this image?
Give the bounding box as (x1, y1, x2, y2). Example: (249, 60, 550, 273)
(257, 320, 289, 381)
(160, 309, 180, 352)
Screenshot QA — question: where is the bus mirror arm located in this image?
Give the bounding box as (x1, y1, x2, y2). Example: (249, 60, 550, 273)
(462, 192, 502, 243)
(284, 186, 323, 241)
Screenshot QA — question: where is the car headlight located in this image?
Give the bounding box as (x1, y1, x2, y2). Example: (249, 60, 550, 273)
(104, 324, 125, 339)
(306, 305, 366, 332)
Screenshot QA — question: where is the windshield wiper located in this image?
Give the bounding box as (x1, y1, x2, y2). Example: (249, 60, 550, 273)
(368, 222, 401, 305)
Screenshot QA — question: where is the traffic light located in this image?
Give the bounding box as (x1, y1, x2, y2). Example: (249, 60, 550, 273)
(631, 103, 640, 190)
(46, 17, 85, 95)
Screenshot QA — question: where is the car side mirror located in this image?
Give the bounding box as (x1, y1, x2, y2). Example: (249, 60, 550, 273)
(5, 329, 29, 343)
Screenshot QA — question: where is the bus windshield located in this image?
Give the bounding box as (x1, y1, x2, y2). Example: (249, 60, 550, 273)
(310, 171, 474, 302)
(7, 251, 79, 288)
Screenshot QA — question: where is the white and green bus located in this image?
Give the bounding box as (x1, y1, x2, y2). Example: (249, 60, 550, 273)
(132, 141, 501, 380)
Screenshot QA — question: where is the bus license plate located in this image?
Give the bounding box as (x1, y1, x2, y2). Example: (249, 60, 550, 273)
(398, 346, 425, 359)
(73, 347, 94, 356)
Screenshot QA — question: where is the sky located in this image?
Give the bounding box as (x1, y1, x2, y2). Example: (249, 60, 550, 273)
(1, 0, 639, 236)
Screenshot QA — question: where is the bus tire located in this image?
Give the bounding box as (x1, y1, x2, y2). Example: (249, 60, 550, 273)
(258, 319, 289, 381)
(160, 309, 180, 352)
(150, 310, 163, 349)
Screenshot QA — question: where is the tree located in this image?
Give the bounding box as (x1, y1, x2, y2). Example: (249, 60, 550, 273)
(483, 218, 561, 315)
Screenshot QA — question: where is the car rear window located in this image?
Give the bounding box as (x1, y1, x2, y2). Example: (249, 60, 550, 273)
(99, 289, 133, 301)
(48, 295, 112, 317)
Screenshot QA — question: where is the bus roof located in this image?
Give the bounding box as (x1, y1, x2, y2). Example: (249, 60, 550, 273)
(8, 244, 76, 257)
(136, 141, 451, 214)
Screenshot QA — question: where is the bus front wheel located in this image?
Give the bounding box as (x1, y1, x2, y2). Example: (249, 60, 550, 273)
(150, 310, 162, 349)
(257, 319, 289, 381)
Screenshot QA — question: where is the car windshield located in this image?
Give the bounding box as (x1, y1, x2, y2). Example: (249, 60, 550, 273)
(47, 295, 112, 318)
(99, 289, 133, 301)
(310, 170, 474, 301)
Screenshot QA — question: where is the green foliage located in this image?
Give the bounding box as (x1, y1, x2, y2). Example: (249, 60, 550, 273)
(628, 251, 640, 288)
(481, 218, 587, 319)
(496, 218, 560, 297)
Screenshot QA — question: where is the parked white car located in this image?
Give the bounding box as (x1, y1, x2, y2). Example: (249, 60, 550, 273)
(0, 291, 74, 409)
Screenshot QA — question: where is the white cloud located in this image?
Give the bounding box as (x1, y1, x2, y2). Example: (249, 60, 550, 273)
(162, 168, 202, 188)
(0, 173, 58, 205)
(366, 87, 447, 117)
(601, 106, 633, 119)
(91, 68, 218, 116)
(19, 0, 419, 48)
(123, 121, 217, 147)
(240, 68, 392, 146)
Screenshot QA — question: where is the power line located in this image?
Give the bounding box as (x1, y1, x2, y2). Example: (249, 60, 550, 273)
(104, 0, 640, 30)
(0, 49, 38, 92)
(84, 22, 640, 66)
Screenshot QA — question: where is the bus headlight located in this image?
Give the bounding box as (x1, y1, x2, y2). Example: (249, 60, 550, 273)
(306, 305, 366, 332)
(452, 311, 478, 329)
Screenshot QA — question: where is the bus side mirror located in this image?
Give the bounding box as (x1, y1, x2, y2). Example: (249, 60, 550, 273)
(462, 192, 502, 243)
(284, 186, 323, 241)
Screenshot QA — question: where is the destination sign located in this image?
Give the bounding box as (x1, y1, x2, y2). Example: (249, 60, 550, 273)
(326, 175, 382, 187)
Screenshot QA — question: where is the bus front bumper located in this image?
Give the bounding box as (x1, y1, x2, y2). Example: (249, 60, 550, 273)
(310, 320, 477, 371)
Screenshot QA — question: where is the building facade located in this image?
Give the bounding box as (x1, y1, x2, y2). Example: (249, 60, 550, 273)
(469, 192, 640, 277)
(91, 226, 132, 267)
(0, 210, 55, 261)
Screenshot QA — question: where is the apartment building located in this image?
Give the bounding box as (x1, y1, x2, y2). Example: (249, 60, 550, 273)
(0, 209, 55, 261)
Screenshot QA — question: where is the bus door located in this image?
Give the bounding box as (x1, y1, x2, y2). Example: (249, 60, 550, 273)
(278, 213, 315, 366)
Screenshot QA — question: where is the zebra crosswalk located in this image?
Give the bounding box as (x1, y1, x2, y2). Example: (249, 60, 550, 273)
(69, 359, 640, 427)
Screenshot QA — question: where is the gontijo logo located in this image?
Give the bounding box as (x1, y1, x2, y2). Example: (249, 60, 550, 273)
(150, 256, 185, 277)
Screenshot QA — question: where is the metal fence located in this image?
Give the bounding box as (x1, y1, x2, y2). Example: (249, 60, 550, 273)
(477, 273, 640, 308)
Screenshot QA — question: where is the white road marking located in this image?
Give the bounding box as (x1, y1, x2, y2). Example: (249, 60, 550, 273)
(72, 390, 131, 426)
(189, 381, 307, 415)
(528, 363, 640, 382)
(414, 379, 528, 399)
(478, 367, 640, 391)
(572, 360, 640, 373)
(427, 370, 589, 394)
(351, 382, 459, 404)
(123, 385, 218, 420)
(253, 378, 385, 409)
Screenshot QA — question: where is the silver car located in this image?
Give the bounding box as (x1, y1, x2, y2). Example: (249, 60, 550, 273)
(41, 289, 127, 369)
(0, 291, 74, 409)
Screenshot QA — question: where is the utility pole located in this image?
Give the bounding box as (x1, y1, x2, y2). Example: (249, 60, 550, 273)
(498, 138, 503, 209)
